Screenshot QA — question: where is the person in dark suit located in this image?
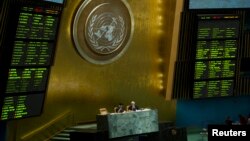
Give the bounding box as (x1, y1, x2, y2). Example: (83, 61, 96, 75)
(247, 113, 250, 125)
(127, 101, 139, 111)
(225, 116, 233, 125)
(239, 114, 247, 125)
(115, 103, 125, 113)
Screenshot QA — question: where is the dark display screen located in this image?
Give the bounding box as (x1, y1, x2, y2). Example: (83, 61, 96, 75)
(15, 7, 59, 40)
(193, 15, 240, 99)
(193, 80, 234, 98)
(11, 41, 54, 66)
(1, 94, 44, 120)
(194, 60, 235, 80)
(196, 40, 237, 59)
(0, 4, 61, 121)
(5, 68, 49, 93)
(197, 15, 239, 39)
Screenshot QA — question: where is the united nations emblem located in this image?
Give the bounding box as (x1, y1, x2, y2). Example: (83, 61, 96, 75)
(73, 0, 134, 65)
(87, 13, 125, 54)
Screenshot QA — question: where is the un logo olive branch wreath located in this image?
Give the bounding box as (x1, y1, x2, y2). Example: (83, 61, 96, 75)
(87, 14, 125, 53)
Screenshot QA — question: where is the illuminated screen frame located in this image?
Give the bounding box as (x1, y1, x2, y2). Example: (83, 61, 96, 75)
(12, 6, 61, 67)
(43, 0, 64, 4)
(189, 0, 250, 9)
(192, 14, 240, 99)
(0, 4, 62, 121)
(5, 67, 50, 94)
(193, 79, 234, 99)
(0, 93, 45, 121)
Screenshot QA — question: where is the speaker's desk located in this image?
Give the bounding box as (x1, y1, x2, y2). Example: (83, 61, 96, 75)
(96, 109, 159, 138)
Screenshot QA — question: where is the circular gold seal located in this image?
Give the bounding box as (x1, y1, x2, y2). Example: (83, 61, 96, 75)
(73, 0, 134, 65)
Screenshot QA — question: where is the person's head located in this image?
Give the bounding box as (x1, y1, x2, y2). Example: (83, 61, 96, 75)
(118, 103, 123, 107)
(131, 101, 135, 105)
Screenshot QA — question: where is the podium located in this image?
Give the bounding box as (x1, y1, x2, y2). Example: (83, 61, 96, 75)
(96, 109, 159, 139)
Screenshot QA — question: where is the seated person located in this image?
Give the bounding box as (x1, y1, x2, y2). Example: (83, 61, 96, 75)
(239, 114, 247, 125)
(114, 103, 125, 113)
(127, 101, 139, 111)
(248, 113, 250, 125)
(225, 116, 233, 125)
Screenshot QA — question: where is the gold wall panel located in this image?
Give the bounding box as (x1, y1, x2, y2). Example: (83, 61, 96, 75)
(6, 0, 180, 140)
(166, 0, 184, 100)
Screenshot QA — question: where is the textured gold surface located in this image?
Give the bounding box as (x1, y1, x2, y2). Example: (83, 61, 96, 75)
(167, 0, 184, 100)
(6, 0, 180, 140)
